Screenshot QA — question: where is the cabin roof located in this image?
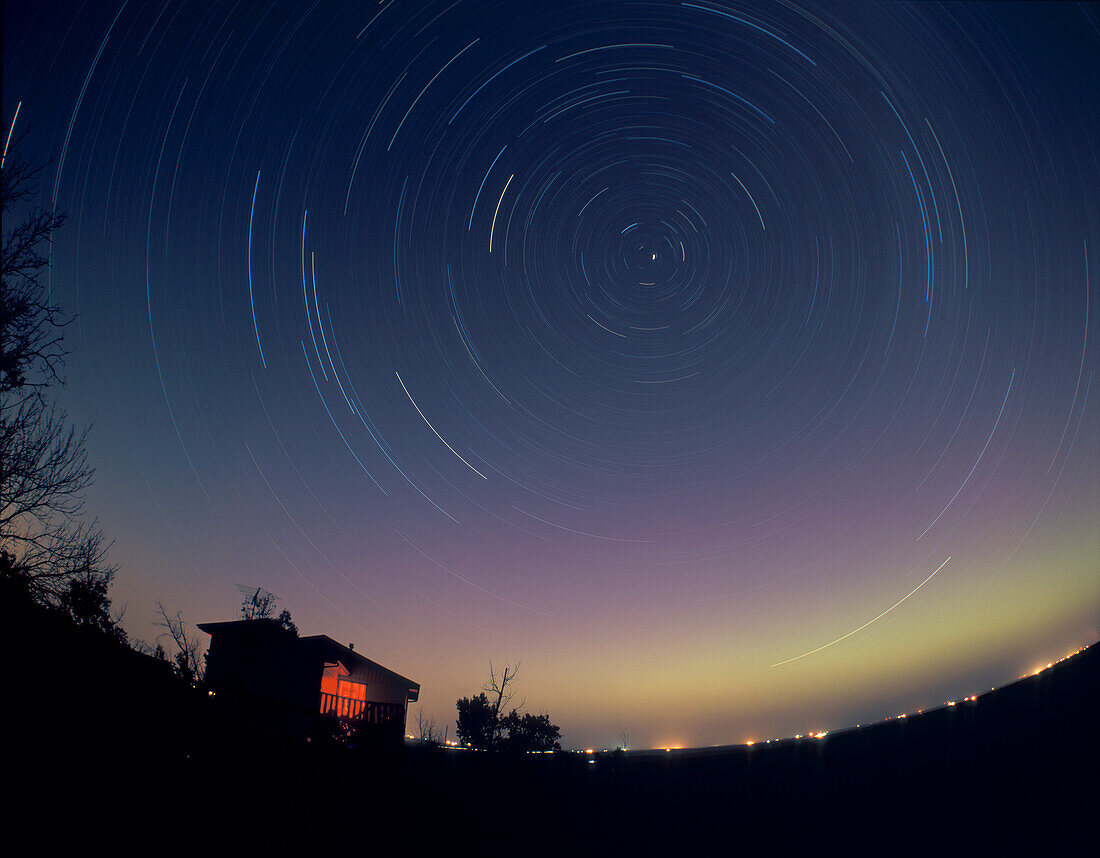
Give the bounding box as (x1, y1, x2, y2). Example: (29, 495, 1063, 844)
(301, 634, 419, 696)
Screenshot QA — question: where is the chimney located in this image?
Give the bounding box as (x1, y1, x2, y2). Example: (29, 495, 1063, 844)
(349, 643, 355, 651)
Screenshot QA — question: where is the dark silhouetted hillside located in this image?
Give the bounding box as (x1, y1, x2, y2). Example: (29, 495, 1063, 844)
(6, 583, 1095, 853)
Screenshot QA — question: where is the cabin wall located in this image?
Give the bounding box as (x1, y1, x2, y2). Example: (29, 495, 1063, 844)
(345, 667, 412, 706)
(205, 628, 322, 738)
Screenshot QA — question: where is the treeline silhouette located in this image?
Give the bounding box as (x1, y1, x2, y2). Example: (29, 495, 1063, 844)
(454, 661, 562, 752)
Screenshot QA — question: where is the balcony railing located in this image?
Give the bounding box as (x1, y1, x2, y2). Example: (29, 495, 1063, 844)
(320, 691, 364, 720)
(319, 693, 404, 726)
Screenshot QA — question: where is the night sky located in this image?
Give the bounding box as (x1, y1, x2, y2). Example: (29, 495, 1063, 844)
(5, 0, 1097, 749)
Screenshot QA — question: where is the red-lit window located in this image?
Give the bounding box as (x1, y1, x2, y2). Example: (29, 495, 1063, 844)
(337, 679, 366, 701)
(320, 662, 368, 718)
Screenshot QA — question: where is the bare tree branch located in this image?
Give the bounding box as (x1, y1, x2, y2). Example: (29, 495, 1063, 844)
(1, 143, 69, 404)
(0, 139, 112, 613)
(154, 601, 206, 682)
(485, 660, 523, 718)
(415, 708, 442, 747)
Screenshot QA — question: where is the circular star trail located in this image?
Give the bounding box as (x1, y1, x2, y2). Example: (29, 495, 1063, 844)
(5, 1, 1097, 747)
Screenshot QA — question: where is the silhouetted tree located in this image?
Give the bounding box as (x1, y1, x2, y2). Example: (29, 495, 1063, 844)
(456, 662, 560, 751)
(59, 560, 127, 645)
(501, 711, 561, 752)
(415, 708, 443, 748)
(1, 139, 67, 397)
(486, 661, 523, 720)
(456, 692, 498, 749)
(154, 601, 206, 682)
(456, 661, 520, 749)
(1, 141, 115, 614)
(275, 608, 297, 635)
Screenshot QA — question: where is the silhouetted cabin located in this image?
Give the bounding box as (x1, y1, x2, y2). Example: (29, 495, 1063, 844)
(198, 620, 419, 742)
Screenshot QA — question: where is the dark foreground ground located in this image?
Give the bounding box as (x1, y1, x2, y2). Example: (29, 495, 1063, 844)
(6, 592, 1097, 853)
